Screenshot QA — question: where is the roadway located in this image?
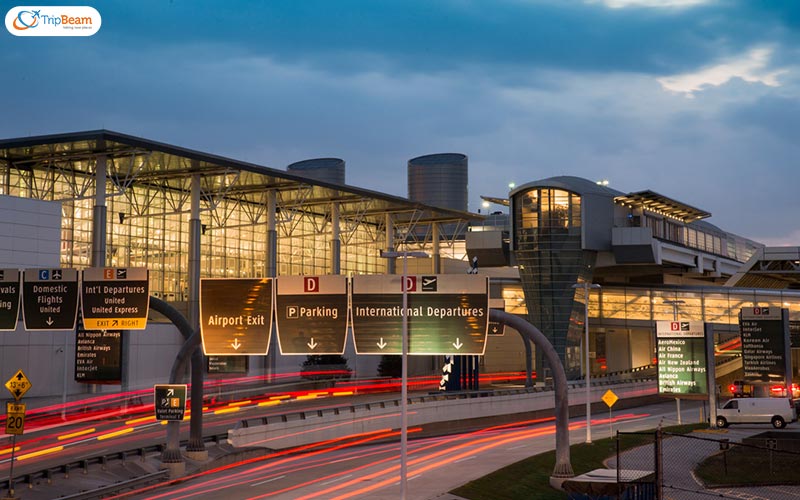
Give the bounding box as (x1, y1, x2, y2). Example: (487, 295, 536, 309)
(114, 400, 708, 499)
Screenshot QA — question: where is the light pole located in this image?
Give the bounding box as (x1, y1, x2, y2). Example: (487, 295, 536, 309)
(663, 299, 686, 424)
(572, 281, 601, 444)
(380, 249, 428, 500)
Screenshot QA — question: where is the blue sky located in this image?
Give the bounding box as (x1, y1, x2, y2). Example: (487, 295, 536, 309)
(2, 0, 799, 245)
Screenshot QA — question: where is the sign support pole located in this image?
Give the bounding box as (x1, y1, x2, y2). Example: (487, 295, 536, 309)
(7, 434, 16, 499)
(400, 252, 408, 500)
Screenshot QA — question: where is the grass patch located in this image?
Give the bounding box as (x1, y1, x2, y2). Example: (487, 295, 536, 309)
(695, 445, 800, 487)
(451, 423, 704, 500)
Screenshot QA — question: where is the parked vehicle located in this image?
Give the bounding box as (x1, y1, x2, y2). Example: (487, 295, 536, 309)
(716, 397, 796, 429)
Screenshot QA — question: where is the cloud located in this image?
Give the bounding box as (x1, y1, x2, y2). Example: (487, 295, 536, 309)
(657, 47, 787, 96)
(588, 0, 712, 8)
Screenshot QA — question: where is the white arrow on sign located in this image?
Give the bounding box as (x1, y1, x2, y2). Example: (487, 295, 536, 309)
(377, 338, 387, 349)
(442, 363, 452, 373)
(46, 317, 54, 326)
(441, 373, 449, 382)
(231, 339, 242, 350)
(307, 338, 318, 350)
(167, 388, 174, 397)
(453, 338, 463, 350)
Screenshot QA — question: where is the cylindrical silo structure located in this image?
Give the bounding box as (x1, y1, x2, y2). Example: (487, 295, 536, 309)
(287, 158, 346, 185)
(407, 153, 468, 211)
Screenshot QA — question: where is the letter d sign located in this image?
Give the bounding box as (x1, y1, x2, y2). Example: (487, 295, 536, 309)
(403, 276, 416, 292)
(304, 277, 319, 293)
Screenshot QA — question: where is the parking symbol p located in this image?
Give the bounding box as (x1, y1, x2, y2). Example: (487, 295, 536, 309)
(287, 306, 299, 319)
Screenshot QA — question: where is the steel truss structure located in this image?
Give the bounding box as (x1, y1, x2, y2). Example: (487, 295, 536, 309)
(0, 130, 480, 300)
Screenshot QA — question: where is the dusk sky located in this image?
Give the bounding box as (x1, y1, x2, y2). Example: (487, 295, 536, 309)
(2, 1, 799, 245)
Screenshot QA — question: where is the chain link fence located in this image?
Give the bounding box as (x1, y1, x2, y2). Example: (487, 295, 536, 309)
(613, 429, 800, 499)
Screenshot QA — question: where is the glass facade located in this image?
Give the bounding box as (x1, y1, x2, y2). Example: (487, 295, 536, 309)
(0, 148, 402, 300)
(513, 187, 592, 379)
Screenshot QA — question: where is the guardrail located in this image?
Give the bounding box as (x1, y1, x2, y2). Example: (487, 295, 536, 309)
(0, 433, 228, 496)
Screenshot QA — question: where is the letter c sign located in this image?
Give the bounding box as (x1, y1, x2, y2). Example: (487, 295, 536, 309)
(304, 277, 319, 293)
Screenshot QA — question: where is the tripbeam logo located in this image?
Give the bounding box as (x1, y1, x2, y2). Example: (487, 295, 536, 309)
(6, 6, 101, 36)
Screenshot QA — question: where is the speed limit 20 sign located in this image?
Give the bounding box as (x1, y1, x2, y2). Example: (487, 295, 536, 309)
(5, 402, 26, 435)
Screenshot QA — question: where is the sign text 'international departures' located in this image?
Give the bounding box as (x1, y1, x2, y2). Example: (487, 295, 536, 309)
(275, 275, 348, 355)
(22, 268, 79, 331)
(656, 321, 708, 398)
(199, 278, 272, 355)
(740, 307, 790, 383)
(351, 275, 489, 355)
(81, 268, 149, 330)
(0, 269, 21, 331)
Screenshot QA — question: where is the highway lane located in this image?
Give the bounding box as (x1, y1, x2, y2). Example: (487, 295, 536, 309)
(0, 387, 408, 479)
(119, 400, 699, 500)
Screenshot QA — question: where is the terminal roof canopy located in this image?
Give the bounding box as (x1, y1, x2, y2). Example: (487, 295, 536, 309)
(614, 190, 711, 223)
(0, 130, 482, 229)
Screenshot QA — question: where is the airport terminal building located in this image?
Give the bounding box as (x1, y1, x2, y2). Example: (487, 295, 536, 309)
(0, 130, 798, 398)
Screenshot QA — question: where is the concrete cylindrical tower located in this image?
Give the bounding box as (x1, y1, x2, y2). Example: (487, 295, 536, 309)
(407, 153, 468, 211)
(287, 158, 346, 185)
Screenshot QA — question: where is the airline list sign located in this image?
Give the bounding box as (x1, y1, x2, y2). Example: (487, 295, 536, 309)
(656, 321, 708, 397)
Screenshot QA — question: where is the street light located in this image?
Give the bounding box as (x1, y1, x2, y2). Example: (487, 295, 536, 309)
(663, 299, 686, 424)
(379, 249, 429, 500)
(572, 281, 601, 444)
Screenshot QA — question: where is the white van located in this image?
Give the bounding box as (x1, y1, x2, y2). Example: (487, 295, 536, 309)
(716, 397, 796, 429)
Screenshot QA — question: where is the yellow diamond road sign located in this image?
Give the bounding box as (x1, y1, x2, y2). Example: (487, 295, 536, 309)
(602, 389, 618, 408)
(5, 370, 31, 401)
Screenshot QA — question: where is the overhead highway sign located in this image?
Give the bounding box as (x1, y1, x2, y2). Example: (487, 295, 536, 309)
(0, 269, 20, 331)
(21, 268, 79, 331)
(351, 274, 489, 355)
(200, 278, 272, 355)
(81, 267, 149, 330)
(275, 276, 348, 355)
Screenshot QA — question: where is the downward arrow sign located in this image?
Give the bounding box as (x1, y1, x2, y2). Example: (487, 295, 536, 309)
(377, 338, 387, 349)
(307, 338, 318, 350)
(46, 317, 54, 326)
(453, 338, 463, 350)
(231, 339, 242, 350)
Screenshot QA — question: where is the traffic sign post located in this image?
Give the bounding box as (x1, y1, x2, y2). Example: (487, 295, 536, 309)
(199, 278, 273, 355)
(602, 389, 618, 439)
(4, 370, 30, 500)
(21, 268, 79, 331)
(5, 402, 25, 436)
(275, 276, 348, 355)
(81, 268, 150, 330)
(351, 274, 489, 355)
(154, 384, 187, 421)
(5, 370, 31, 401)
(0, 269, 21, 331)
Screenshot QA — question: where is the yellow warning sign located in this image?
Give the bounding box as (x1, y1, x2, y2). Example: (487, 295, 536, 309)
(5, 402, 26, 435)
(602, 389, 618, 408)
(5, 370, 31, 401)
